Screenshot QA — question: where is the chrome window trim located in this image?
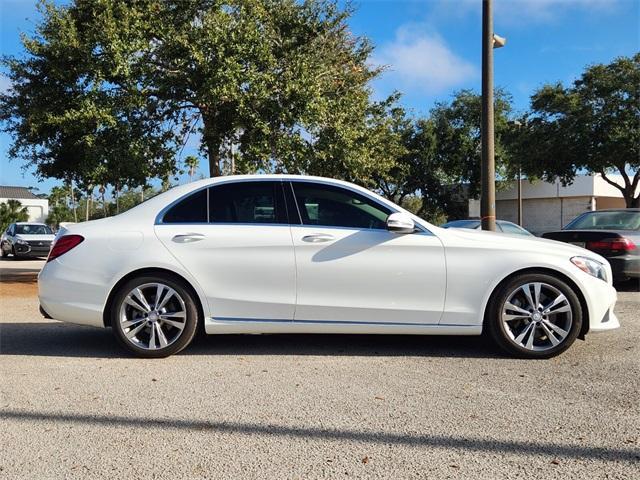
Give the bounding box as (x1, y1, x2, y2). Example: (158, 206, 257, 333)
(287, 179, 430, 234)
(155, 178, 285, 225)
(154, 176, 431, 235)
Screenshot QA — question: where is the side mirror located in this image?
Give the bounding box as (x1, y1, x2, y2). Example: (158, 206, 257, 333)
(386, 212, 415, 234)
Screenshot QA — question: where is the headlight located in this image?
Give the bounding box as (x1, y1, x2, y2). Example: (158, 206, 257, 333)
(15, 239, 28, 245)
(571, 256, 607, 282)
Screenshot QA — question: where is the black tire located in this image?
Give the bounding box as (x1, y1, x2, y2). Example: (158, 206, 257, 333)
(110, 273, 200, 358)
(1, 244, 8, 258)
(486, 273, 582, 359)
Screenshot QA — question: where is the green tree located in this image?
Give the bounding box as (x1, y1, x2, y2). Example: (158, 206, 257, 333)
(371, 90, 514, 221)
(515, 54, 640, 207)
(1, 0, 383, 185)
(184, 156, 200, 183)
(0, 200, 29, 232)
(0, 1, 181, 191)
(430, 89, 514, 199)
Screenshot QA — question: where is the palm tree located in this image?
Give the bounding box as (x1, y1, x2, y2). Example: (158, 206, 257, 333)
(184, 155, 200, 183)
(0, 199, 29, 232)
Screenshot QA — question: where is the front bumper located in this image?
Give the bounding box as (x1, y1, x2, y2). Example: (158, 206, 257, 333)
(580, 273, 619, 334)
(14, 243, 51, 258)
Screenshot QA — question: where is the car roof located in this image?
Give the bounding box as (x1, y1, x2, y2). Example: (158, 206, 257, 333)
(582, 208, 640, 213)
(15, 222, 48, 226)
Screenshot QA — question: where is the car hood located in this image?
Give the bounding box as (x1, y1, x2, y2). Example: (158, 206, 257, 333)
(437, 226, 609, 263)
(15, 234, 55, 242)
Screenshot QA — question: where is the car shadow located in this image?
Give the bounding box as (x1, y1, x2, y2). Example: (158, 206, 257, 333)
(0, 321, 502, 359)
(0, 268, 41, 283)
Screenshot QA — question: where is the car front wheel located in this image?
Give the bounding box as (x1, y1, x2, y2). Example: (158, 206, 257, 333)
(486, 273, 582, 359)
(110, 274, 199, 358)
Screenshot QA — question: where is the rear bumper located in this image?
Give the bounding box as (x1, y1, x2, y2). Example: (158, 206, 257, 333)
(38, 258, 105, 328)
(607, 255, 640, 280)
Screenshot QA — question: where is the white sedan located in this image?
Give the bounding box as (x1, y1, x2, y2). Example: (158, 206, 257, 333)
(38, 175, 619, 358)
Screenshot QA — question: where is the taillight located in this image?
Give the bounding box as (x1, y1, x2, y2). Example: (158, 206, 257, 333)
(586, 237, 636, 253)
(47, 234, 84, 262)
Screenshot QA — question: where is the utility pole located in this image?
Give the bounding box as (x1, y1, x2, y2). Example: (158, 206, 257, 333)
(517, 163, 523, 226)
(480, 0, 505, 231)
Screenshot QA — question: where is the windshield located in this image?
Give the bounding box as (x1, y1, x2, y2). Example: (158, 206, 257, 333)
(565, 211, 640, 231)
(15, 224, 53, 235)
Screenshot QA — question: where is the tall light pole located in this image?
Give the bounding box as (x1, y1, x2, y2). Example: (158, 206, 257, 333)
(480, 0, 505, 231)
(510, 119, 525, 227)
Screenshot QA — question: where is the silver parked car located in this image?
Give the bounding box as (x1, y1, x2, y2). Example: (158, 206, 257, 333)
(441, 219, 533, 236)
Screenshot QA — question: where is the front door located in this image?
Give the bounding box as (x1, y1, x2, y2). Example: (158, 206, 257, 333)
(288, 181, 446, 325)
(154, 180, 296, 321)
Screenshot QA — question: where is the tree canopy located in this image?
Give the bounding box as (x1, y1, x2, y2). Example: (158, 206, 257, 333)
(514, 54, 640, 207)
(1, 0, 383, 187)
(0, 200, 29, 232)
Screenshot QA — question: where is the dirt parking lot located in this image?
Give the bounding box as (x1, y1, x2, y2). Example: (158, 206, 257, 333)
(1, 258, 639, 479)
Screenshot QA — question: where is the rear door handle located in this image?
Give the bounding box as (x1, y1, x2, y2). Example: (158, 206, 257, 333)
(172, 233, 205, 243)
(302, 233, 335, 243)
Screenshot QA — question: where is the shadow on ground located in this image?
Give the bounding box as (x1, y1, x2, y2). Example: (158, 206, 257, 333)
(0, 269, 41, 284)
(1, 409, 638, 463)
(0, 321, 501, 359)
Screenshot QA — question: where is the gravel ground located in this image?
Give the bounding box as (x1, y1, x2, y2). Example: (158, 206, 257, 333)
(1, 258, 639, 479)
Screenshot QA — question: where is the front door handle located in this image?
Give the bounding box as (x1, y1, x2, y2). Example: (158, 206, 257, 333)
(302, 233, 335, 243)
(172, 233, 205, 243)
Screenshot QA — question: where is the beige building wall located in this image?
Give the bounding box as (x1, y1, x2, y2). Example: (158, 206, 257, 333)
(496, 196, 596, 235)
(596, 197, 626, 209)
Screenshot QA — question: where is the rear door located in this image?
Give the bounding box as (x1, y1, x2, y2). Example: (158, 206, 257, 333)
(154, 180, 296, 321)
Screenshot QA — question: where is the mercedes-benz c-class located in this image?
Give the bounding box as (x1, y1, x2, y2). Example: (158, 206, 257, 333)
(38, 175, 619, 358)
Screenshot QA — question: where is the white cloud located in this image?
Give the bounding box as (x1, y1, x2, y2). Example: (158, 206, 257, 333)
(373, 26, 477, 95)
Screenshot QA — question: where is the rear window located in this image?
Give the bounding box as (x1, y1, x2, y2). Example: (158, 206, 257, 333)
(162, 189, 208, 223)
(565, 211, 640, 231)
(442, 220, 480, 229)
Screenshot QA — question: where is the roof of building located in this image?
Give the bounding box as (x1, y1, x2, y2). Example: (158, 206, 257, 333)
(0, 186, 38, 199)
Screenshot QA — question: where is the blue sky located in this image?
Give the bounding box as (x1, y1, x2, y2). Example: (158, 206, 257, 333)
(1, 0, 638, 194)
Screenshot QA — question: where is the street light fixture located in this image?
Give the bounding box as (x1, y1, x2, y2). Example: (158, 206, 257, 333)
(480, 0, 506, 231)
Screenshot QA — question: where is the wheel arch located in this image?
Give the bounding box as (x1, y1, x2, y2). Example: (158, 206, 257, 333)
(102, 267, 205, 330)
(482, 267, 590, 340)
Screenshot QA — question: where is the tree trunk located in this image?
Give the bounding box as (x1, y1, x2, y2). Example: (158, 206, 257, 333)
(207, 141, 221, 177)
(601, 170, 639, 208)
(85, 188, 92, 221)
(69, 181, 78, 223)
(202, 114, 222, 177)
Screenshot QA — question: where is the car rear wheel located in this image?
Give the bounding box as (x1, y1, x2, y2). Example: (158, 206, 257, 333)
(486, 273, 582, 359)
(110, 274, 199, 358)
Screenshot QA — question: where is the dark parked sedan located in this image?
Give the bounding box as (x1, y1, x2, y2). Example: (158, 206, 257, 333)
(542, 209, 640, 282)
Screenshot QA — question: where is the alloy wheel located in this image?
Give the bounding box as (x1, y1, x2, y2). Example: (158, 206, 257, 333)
(118, 282, 188, 350)
(501, 282, 573, 352)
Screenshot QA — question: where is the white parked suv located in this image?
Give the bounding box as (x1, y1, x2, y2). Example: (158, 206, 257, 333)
(38, 175, 619, 358)
(1, 222, 55, 259)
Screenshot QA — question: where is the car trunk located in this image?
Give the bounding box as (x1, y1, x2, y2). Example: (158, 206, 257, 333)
(542, 230, 637, 258)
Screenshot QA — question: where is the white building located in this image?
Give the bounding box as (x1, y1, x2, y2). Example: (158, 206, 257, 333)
(0, 186, 49, 223)
(469, 174, 636, 235)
